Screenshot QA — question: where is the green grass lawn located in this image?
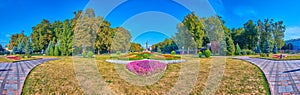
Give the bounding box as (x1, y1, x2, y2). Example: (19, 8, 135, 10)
(22, 55, 269, 94)
(0, 57, 14, 62)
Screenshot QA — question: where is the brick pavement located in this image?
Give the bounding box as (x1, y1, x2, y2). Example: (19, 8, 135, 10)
(236, 56, 300, 95)
(0, 58, 57, 95)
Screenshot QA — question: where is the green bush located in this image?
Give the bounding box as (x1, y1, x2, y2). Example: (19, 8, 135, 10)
(198, 52, 202, 58)
(27, 55, 32, 58)
(241, 49, 255, 55)
(204, 50, 211, 58)
(88, 51, 94, 58)
(116, 51, 121, 55)
(82, 52, 87, 58)
(54, 46, 59, 56)
(171, 50, 176, 55)
(260, 53, 270, 57)
(21, 54, 25, 58)
(143, 54, 150, 59)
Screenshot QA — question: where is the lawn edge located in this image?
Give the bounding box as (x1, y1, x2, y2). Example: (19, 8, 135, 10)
(230, 58, 271, 95)
(21, 58, 59, 94)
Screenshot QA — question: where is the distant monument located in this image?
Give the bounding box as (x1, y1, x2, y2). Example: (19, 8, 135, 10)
(144, 41, 149, 51)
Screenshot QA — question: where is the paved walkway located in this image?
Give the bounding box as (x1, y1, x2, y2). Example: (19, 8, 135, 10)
(0, 58, 57, 95)
(236, 56, 300, 95)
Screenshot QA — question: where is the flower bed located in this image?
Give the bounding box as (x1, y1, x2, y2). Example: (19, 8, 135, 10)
(126, 60, 167, 76)
(6, 56, 21, 60)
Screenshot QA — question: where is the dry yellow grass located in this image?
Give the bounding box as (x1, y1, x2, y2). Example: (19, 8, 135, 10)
(22, 56, 269, 94)
(22, 57, 84, 95)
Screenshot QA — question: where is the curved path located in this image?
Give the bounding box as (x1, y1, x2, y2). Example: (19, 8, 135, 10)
(236, 56, 300, 95)
(0, 58, 57, 95)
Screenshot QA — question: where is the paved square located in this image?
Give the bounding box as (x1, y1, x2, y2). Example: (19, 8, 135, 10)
(237, 57, 300, 95)
(0, 58, 57, 95)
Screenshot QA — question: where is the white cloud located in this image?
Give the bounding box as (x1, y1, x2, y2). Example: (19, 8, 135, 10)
(233, 6, 257, 17)
(5, 34, 10, 38)
(285, 26, 300, 40)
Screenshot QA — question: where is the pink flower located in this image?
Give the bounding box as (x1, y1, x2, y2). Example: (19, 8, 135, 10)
(126, 60, 167, 76)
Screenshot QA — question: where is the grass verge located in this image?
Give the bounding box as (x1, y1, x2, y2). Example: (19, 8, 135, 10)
(252, 54, 300, 61)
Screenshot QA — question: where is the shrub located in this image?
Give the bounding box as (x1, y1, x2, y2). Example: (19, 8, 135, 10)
(198, 52, 202, 58)
(171, 50, 176, 55)
(21, 54, 25, 58)
(143, 54, 150, 59)
(88, 51, 94, 58)
(82, 52, 87, 58)
(204, 50, 211, 58)
(54, 46, 59, 56)
(27, 55, 32, 58)
(260, 53, 270, 57)
(260, 53, 266, 57)
(241, 49, 255, 55)
(116, 51, 121, 55)
(49, 47, 54, 56)
(235, 43, 242, 55)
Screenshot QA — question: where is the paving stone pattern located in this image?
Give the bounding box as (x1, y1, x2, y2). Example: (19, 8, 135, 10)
(237, 57, 300, 95)
(0, 58, 57, 95)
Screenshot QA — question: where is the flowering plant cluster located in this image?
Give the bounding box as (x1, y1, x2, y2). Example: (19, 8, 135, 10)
(6, 56, 21, 60)
(150, 54, 181, 60)
(126, 60, 167, 76)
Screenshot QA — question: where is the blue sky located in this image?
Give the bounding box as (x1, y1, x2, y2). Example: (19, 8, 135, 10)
(1, 0, 300, 47)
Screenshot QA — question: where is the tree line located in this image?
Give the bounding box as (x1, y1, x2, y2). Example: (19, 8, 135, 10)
(6, 9, 142, 56)
(152, 12, 286, 56)
(6, 9, 287, 56)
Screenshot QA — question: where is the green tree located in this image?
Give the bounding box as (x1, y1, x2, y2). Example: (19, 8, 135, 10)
(31, 19, 53, 52)
(172, 23, 196, 54)
(258, 19, 273, 54)
(255, 45, 261, 54)
(271, 20, 285, 49)
(24, 40, 32, 56)
(157, 46, 161, 53)
(225, 36, 235, 56)
(203, 16, 225, 43)
(182, 12, 205, 48)
(0, 44, 3, 54)
(51, 21, 63, 44)
(54, 45, 59, 56)
(49, 46, 54, 56)
(95, 20, 115, 54)
(12, 46, 18, 55)
(273, 43, 278, 54)
(45, 41, 53, 55)
(243, 20, 259, 50)
(130, 43, 142, 52)
(73, 9, 98, 54)
(235, 43, 241, 55)
(263, 39, 271, 54)
(111, 27, 131, 53)
(8, 31, 28, 50)
(60, 19, 73, 56)
(17, 42, 25, 54)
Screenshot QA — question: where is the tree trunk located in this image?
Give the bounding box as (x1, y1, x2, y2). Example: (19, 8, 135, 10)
(98, 50, 100, 55)
(187, 47, 190, 55)
(107, 47, 110, 54)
